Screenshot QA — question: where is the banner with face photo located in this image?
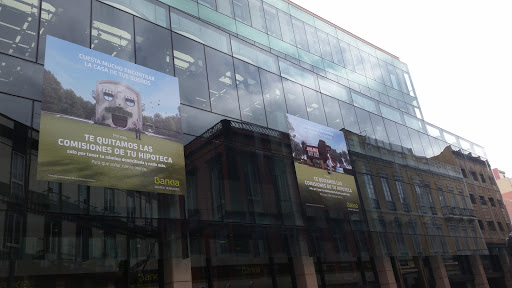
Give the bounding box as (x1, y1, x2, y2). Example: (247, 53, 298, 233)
(287, 114, 360, 212)
(37, 36, 185, 194)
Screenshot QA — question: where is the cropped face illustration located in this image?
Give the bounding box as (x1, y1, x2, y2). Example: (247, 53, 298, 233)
(94, 81, 143, 129)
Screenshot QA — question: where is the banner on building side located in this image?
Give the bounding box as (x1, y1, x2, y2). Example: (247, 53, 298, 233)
(37, 36, 185, 195)
(287, 114, 359, 212)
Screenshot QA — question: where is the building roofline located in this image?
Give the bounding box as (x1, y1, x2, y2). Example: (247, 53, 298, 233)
(284, 0, 400, 60)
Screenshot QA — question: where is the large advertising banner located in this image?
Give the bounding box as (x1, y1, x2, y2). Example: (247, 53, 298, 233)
(287, 114, 360, 212)
(37, 36, 185, 195)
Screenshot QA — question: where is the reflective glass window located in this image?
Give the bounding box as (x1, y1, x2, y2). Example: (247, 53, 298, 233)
(248, 0, 266, 32)
(349, 46, 365, 76)
(380, 103, 403, 124)
(234, 59, 266, 126)
(383, 119, 402, 152)
(317, 77, 350, 103)
(360, 51, 374, 80)
(181, 105, 235, 140)
(355, 108, 375, 139)
(419, 132, 434, 158)
(0, 54, 43, 100)
(279, 58, 318, 91)
(322, 94, 343, 130)
(292, 17, 308, 51)
(263, 3, 281, 39)
(328, 35, 344, 66)
(369, 55, 384, 84)
(135, 18, 173, 75)
(0, 93, 33, 126)
(304, 23, 321, 56)
(205, 47, 240, 118)
(282, 79, 307, 119)
(277, 10, 295, 45)
(99, 0, 169, 28)
(339, 101, 359, 133)
(260, 69, 287, 131)
(378, 59, 392, 87)
(231, 37, 279, 74)
(233, 0, 251, 25)
(171, 9, 231, 54)
(303, 87, 326, 125)
(92, 1, 134, 62)
(404, 114, 424, 132)
(217, 0, 234, 17)
(38, 0, 91, 63)
(0, 0, 39, 60)
(408, 128, 425, 157)
(352, 91, 379, 115)
(370, 114, 389, 147)
(173, 33, 210, 110)
(387, 64, 400, 90)
(443, 131, 459, 146)
(404, 72, 415, 96)
(199, 0, 216, 9)
(338, 40, 355, 72)
(316, 30, 333, 62)
(426, 124, 441, 138)
(395, 123, 413, 154)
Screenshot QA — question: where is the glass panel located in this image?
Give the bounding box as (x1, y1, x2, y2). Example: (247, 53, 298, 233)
(172, 33, 210, 110)
(395, 123, 413, 154)
(349, 46, 365, 76)
(198, 4, 236, 33)
(419, 132, 434, 158)
(216, 0, 234, 17)
(260, 69, 287, 131)
(181, 105, 235, 139)
(352, 91, 379, 115)
(92, 1, 134, 62)
(263, 3, 281, 39)
(0, 0, 39, 60)
(269, 36, 298, 58)
(370, 114, 389, 147)
(0, 93, 33, 126)
(171, 8, 231, 54)
(404, 72, 415, 97)
(248, 0, 266, 32)
(360, 51, 374, 80)
(231, 37, 279, 74)
(279, 58, 317, 91)
(233, 0, 251, 25)
(383, 119, 402, 152)
(292, 17, 308, 51)
(408, 128, 425, 157)
(135, 17, 173, 75)
(304, 23, 321, 56)
(322, 94, 343, 130)
(0, 54, 43, 100)
(339, 40, 355, 72)
(442, 131, 459, 146)
(403, 114, 424, 132)
(282, 79, 307, 119)
(236, 21, 269, 46)
(380, 104, 403, 124)
(39, 0, 91, 63)
(277, 10, 295, 45)
(378, 59, 392, 87)
(303, 87, 326, 125)
(339, 101, 359, 133)
(355, 108, 375, 139)
(329, 35, 344, 66)
(316, 30, 333, 62)
(369, 55, 384, 84)
(199, 0, 216, 9)
(234, 59, 266, 126)
(317, 77, 350, 103)
(205, 47, 240, 118)
(426, 124, 441, 138)
(99, 0, 169, 28)
(164, 0, 199, 16)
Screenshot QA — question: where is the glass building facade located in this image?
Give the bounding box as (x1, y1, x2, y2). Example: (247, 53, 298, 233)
(0, 0, 510, 287)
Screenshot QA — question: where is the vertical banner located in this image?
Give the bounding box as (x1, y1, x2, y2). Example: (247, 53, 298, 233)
(287, 114, 360, 212)
(37, 36, 185, 194)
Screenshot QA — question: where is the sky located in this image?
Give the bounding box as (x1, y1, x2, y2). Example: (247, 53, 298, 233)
(291, 0, 512, 175)
(45, 36, 180, 117)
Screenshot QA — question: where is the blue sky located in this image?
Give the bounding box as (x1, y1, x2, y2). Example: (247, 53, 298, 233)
(288, 114, 348, 154)
(44, 36, 180, 117)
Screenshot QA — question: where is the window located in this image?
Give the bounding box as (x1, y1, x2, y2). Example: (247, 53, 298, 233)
(127, 192, 136, 222)
(48, 182, 62, 202)
(233, 0, 251, 25)
(5, 212, 23, 248)
(478, 220, 484, 230)
(469, 194, 476, 204)
(282, 79, 307, 120)
(479, 174, 486, 183)
(234, 59, 266, 126)
(303, 87, 327, 125)
(488, 197, 496, 207)
(470, 171, 479, 181)
(479, 195, 487, 206)
(497, 199, 505, 208)
(76, 226, 91, 261)
(461, 168, 468, 178)
(78, 185, 90, 210)
(497, 222, 504, 231)
(104, 188, 115, 213)
(46, 219, 62, 258)
(487, 221, 496, 231)
(380, 177, 396, 211)
(0, 0, 39, 60)
(206, 47, 239, 119)
(11, 151, 25, 196)
(437, 186, 448, 207)
(260, 69, 287, 131)
(263, 3, 281, 39)
(363, 174, 379, 209)
(104, 232, 117, 258)
(248, 0, 266, 32)
(396, 181, 411, 212)
(135, 17, 173, 75)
